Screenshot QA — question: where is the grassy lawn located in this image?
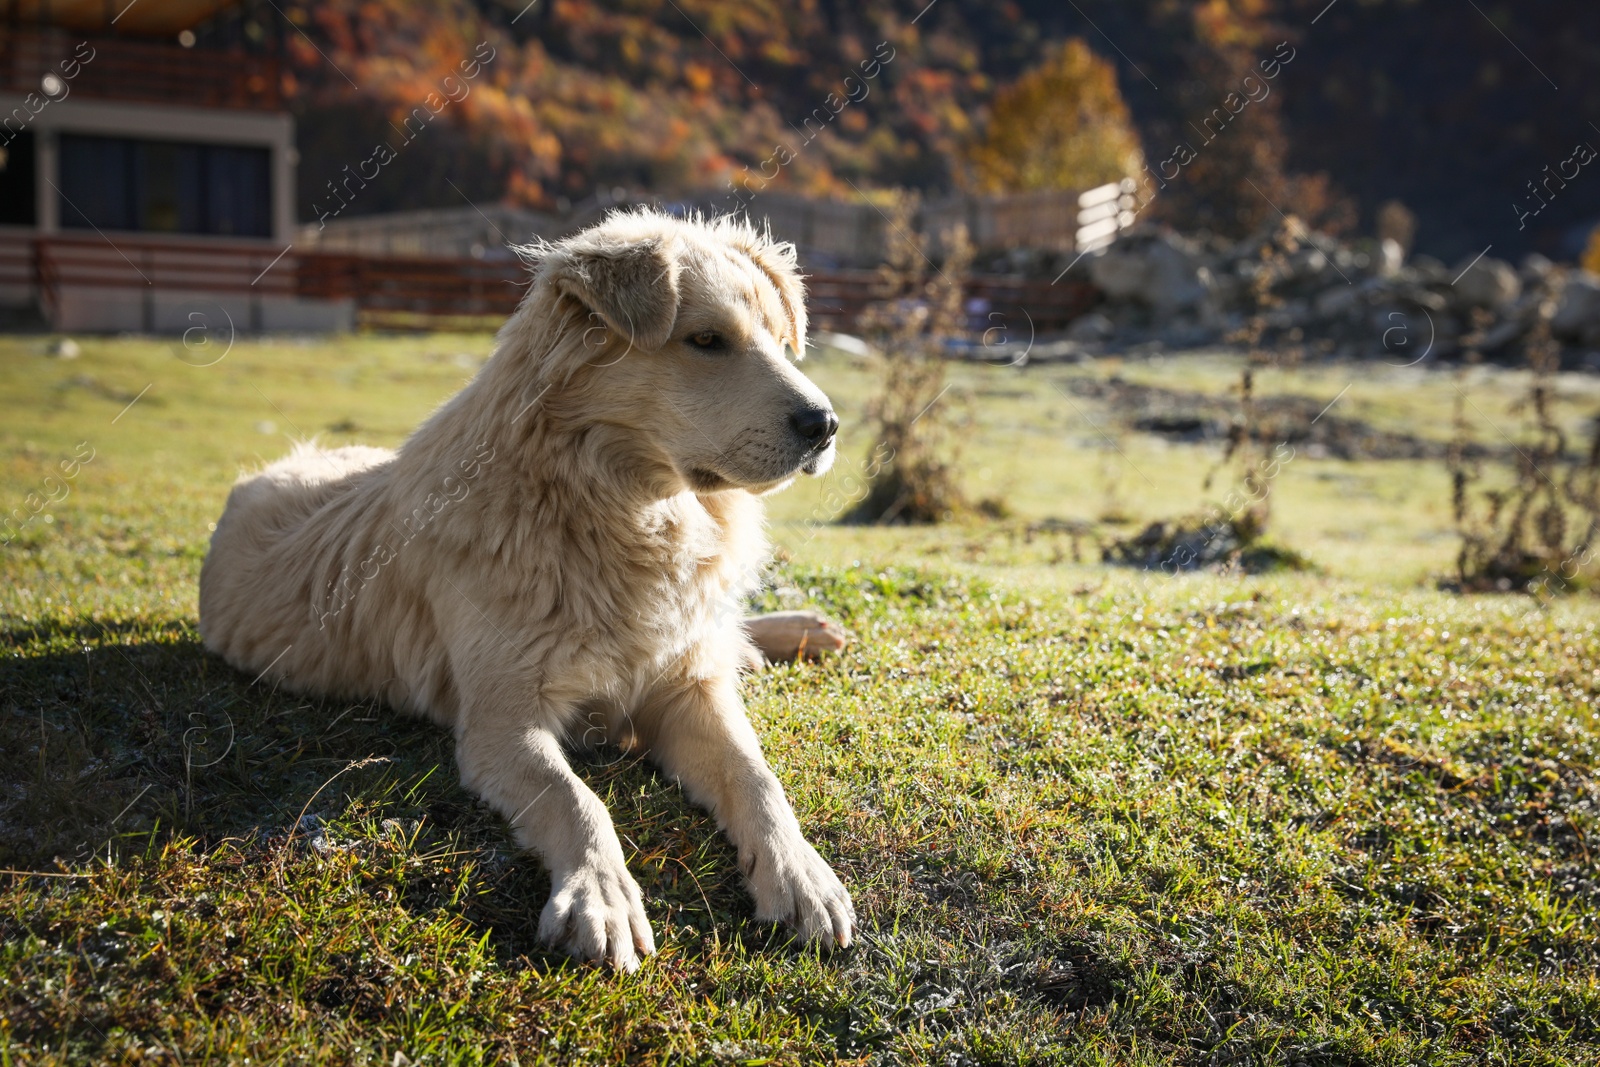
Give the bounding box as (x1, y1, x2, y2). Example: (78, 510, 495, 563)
(2, 332, 1597, 1065)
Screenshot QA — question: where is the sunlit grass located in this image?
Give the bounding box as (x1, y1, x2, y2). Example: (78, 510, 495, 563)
(2, 334, 1596, 1064)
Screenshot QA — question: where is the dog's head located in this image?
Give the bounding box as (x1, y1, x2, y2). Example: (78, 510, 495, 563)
(511, 210, 837, 495)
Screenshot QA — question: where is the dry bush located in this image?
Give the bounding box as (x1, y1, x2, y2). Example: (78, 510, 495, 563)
(1096, 408, 1135, 526)
(1203, 221, 1304, 535)
(1377, 199, 1418, 257)
(847, 193, 975, 525)
(1451, 308, 1600, 595)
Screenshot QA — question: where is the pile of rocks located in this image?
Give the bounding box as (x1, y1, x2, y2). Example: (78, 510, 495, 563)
(1034, 225, 1600, 367)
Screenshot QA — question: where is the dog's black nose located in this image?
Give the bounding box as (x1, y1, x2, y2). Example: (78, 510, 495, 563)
(790, 407, 838, 446)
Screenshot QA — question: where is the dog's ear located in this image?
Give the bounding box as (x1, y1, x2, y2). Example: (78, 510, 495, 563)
(747, 239, 807, 356)
(711, 218, 807, 355)
(544, 235, 681, 352)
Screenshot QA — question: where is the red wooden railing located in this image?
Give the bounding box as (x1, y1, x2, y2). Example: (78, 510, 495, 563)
(0, 29, 281, 111)
(296, 252, 527, 328)
(0, 230, 295, 325)
(293, 253, 1098, 334)
(0, 233, 1098, 335)
(794, 270, 1098, 336)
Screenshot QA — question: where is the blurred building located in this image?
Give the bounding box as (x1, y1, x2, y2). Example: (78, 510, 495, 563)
(1, 3, 1126, 334)
(0, 0, 349, 330)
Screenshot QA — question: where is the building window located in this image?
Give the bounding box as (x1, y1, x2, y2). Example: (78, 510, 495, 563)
(0, 132, 37, 226)
(58, 134, 271, 237)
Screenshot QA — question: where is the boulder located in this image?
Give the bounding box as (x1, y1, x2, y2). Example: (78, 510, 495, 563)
(1519, 253, 1554, 285)
(1135, 237, 1211, 313)
(1452, 255, 1521, 308)
(1478, 312, 1532, 352)
(1089, 231, 1211, 313)
(1314, 285, 1361, 320)
(1265, 299, 1312, 329)
(1087, 249, 1149, 302)
(1551, 272, 1600, 344)
(1045, 219, 1592, 361)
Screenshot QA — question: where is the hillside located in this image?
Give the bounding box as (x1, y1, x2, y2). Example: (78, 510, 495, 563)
(232, 0, 1599, 261)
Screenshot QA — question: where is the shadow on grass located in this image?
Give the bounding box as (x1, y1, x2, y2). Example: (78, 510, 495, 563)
(0, 622, 801, 970)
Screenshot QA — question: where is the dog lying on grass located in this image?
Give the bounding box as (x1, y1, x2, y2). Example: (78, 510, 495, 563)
(199, 210, 854, 971)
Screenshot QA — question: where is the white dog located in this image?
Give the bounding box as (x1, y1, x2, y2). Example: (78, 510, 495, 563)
(199, 210, 854, 970)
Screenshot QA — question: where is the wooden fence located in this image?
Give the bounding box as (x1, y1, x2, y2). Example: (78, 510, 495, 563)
(0, 231, 310, 331)
(31, 234, 296, 302)
(296, 252, 524, 331)
(308, 184, 1137, 269)
(294, 251, 1098, 335)
(0, 235, 1098, 335)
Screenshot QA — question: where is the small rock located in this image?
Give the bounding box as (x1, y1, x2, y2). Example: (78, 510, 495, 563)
(1410, 255, 1450, 284)
(1064, 311, 1114, 341)
(1287, 247, 1328, 278)
(811, 330, 876, 360)
(1377, 238, 1404, 277)
(1478, 314, 1531, 352)
(1394, 286, 1449, 312)
(46, 338, 80, 359)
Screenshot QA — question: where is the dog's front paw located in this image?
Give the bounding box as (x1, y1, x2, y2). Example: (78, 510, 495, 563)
(539, 861, 656, 972)
(742, 834, 855, 948)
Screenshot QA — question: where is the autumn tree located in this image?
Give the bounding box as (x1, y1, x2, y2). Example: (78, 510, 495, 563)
(1148, 4, 1354, 238)
(1583, 227, 1600, 276)
(962, 38, 1143, 194)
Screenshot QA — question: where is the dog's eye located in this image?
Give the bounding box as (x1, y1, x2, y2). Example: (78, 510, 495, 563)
(686, 331, 724, 350)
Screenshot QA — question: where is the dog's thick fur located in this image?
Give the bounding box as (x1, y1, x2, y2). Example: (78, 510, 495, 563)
(199, 210, 853, 970)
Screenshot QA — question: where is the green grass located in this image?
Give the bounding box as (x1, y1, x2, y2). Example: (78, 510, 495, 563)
(2, 333, 1597, 1064)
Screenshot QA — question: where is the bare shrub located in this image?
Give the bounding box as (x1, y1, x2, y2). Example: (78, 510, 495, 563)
(1104, 218, 1310, 574)
(1451, 306, 1600, 595)
(848, 193, 975, 525)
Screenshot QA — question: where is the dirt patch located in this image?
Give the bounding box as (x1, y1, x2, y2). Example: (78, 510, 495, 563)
(1066, 376, 1495, 462)
(1102, 513, 1313, 574)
